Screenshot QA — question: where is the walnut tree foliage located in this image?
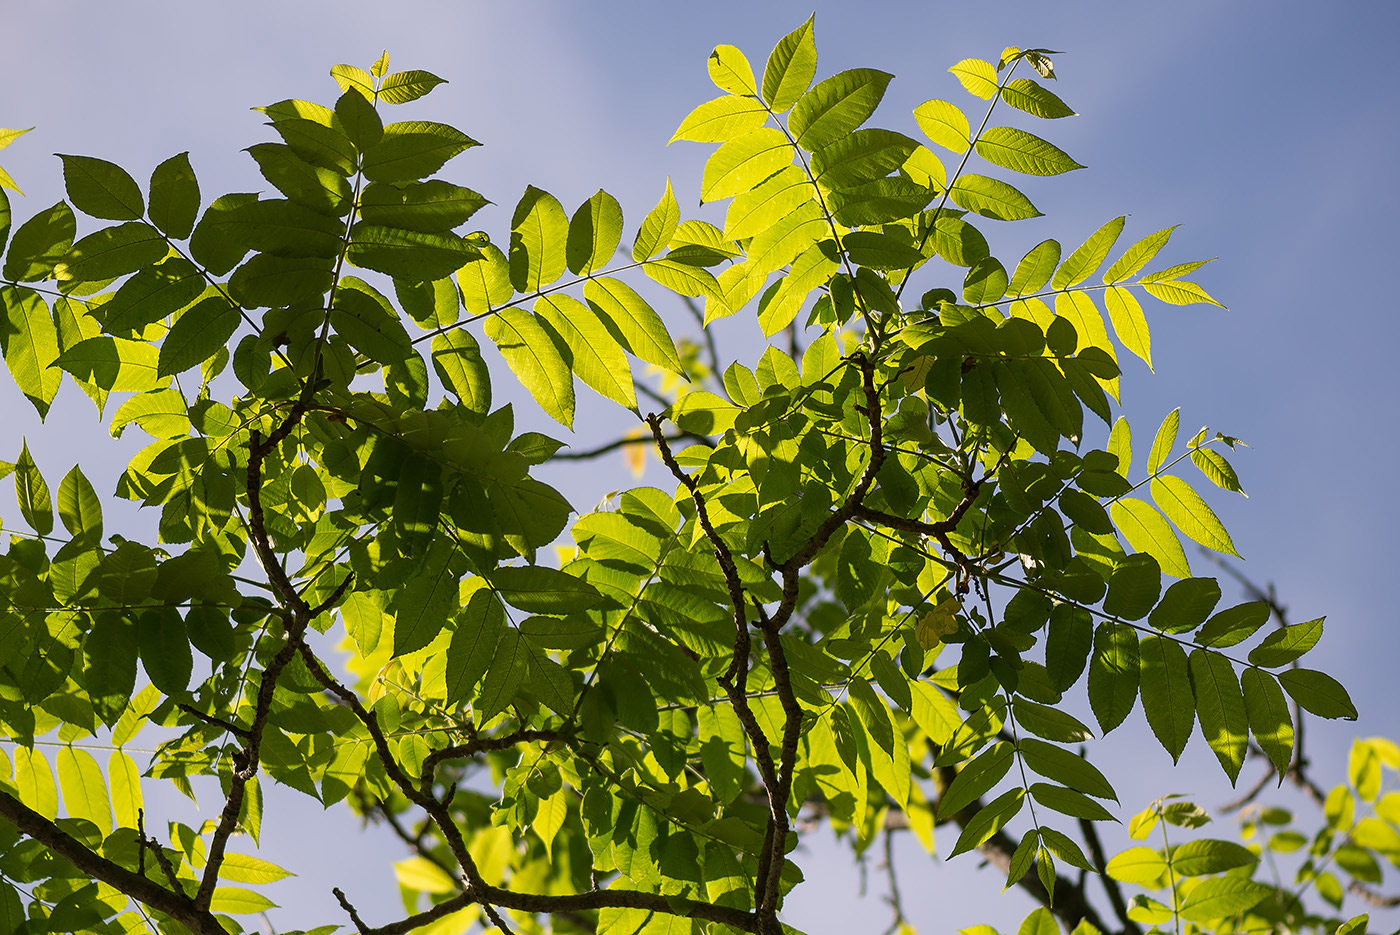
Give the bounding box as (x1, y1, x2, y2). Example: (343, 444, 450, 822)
(0, 19, 1394, 935)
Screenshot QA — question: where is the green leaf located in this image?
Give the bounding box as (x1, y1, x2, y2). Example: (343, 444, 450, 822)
(2, 201, 75, 281)
(632, 179, 680, 262)
(360, 180, 486, 233)
(938, 741, 1014, 820)
(84, 612, 138, 725)
(475, 629, 527, 722)
(446, 589, 506, 704)
(148, 152, 201, 239)
(701, 129, 793, 203)
(963, 257, 1008, 304)
(0, 286, 61, 417)
(1150, 475, 1238, 556)
(158, 295, 239, 376)
(790, 68, 892, 151)
(1088, 622, 1139, 732)
(109, 750, 143, 829)
(1102, 555, 1161, 622)
(914, 99, 970, 154)
(1277, 667, 1357, 720)
(1176, 877, 1271, 922)
(200, 198, 344, 260)
(522, 636, 574, 716)
(379, 69, 448, 105)
(0, 187, 10, 256)
(1139, 634, 1193, 762)
(1191, 443, 1244, 495)
(1104, 286, 1151, 370)
(1147, 409, 1179, 474)
(1110, 497, 1190, 579)
(1007, 240, 1060, 296)
(393, 541, 456, 656)
(56, 747, 112, 835)
(1053, 217, 1125, 289)
(55, 335, 161, 393)
(950, 58, 998, 99)
(246, 143, 352, 217)
(1030, 783, 1115, 822)
(584, 277, 684, 375)
(1012, 698, 1094, 744)
(488, 566, 602, 614)
(708, 44, 758, 95)
(362, 120, 478, 183)
(14, 441, 53, 535)
(1248, 617, 1324, 668)
(667, 391, 741, 436)
(54, 221, 166, 283)
(269, 116, 356, 176)
(950, 788, 1025, 857)
(671, 95, 769, 144)
(566, 190, 624, 275)
(58, 154, 144, 220)
(57, 465, 102, 538)
(334, 87, 383, 151)
(1106, 846, 1168, 886)
(949, 175, 1041, 221)
(976, 127, 1083, 176)
(1000, 79, 1076, 119)
(229, 254, 334, 308)
(484, 307, 574, 427)
(332, 282, 412, 363)
(1171, 838, 1256, 876)
(1189, 649, 1247, 782)
(1241, 668, 1294, 774)
(1149, 576, 1221, 634)
(509, 186, 569, 292)
(209, 888, 277, 915)
(724, 165, 812, 241)
(189, 192, 257, 274)
(842, 231, 926, 270)
(1018, 737, 1117, 800)
(218, 854, 294, 884)
(431, 329, 491, 413)
(818, 135, 921, 203)
(348, 224, 478, 283)
(762, 16, 817, 113)
(1104, 226, 1175, 283)
(458, 242, 512, 314)
(534, 294, 635, 410)
(138, 608, 191, 698)
(1196, 601, 1270, 647)
(1141, 279, 1225, 308)
(331, 63, 375, 98)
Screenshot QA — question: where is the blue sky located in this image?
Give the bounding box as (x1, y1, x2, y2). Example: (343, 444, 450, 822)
(3, 2, 1399, 932)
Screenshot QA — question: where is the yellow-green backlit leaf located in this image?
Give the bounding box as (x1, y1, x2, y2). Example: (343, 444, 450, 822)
(950, 58, 998, 100)
(633, 179, 680, 263)
(1104, 285, 1151, 370)
(914, 99, 971, 154)
(976, 127, 1083, 176)
(762, 16, 817, 113)
(671, 95, 769, 144)
(1110, 497, 1190, 579)
(708, 44, 757, 96)
(484, 308, 573, 427)
(1151, 474, 1238, 556)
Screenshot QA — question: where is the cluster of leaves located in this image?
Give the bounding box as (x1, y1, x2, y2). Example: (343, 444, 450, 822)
(1097, 737, 1400, 935)
(0, 20, 1387, 935)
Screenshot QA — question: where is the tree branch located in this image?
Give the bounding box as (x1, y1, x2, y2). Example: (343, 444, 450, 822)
(0, 789, 222, 935)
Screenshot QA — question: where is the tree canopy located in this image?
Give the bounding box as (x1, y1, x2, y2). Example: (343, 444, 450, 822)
(0, 18, 1394, 935)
